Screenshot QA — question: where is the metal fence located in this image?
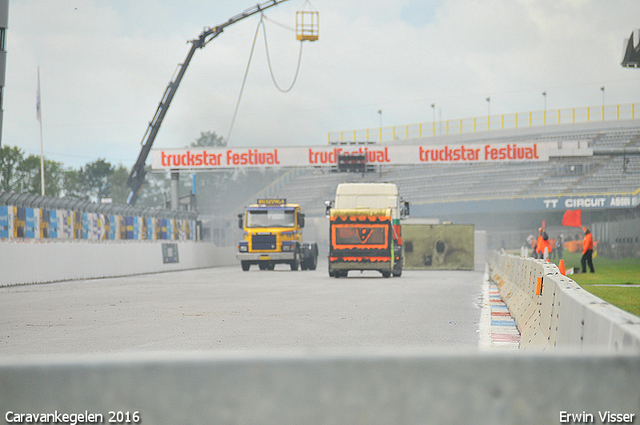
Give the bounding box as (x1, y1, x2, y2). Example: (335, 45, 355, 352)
(0, 191, 198, 241)
(328, 103, 640, 144)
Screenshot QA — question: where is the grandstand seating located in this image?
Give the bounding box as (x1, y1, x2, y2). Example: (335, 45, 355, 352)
(251, 121, 640, 217)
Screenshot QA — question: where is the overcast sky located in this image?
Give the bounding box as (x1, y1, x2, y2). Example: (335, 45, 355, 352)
(4, 0, 640, 168)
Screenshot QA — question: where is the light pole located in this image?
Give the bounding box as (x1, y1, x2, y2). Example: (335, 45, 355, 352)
(431, 103, 435, 136)
(486, 97, 491, 130)
(600, 86, 605, 120)
(542, 91, 547, 124)
(378, 109, 382, 128)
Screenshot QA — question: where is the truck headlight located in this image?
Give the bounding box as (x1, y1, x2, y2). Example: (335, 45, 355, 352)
(282, 243, 293, 252)
(239, 243, 248, 252)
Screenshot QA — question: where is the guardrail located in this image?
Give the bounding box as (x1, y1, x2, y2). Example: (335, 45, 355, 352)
(329, 103, 640, 143)
(490, 253, 640, 350)
(1, 351, 639, 425)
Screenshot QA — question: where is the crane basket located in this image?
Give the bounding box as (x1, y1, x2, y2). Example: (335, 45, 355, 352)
(296, 10, 319, 41)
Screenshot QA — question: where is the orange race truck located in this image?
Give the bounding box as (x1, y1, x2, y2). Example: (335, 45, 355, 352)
(326, 183, 409, 278)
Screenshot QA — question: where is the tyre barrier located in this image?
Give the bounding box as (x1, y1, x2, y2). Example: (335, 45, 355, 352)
(491, 253, 640, 350)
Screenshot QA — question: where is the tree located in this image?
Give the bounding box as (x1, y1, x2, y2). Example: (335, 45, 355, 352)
(190, 131, 226, 148)
(29, 158, 65, 197)
(61, 158, 114, 202)
(0, 145, 24, 192)
(0, 146, 64, 196)
(81, 158, 114, 202)
(107, 164, 131, 204)
(16, 155, 65, 196)
(63, 168, 86, 200)
(15, 154, 41, 193)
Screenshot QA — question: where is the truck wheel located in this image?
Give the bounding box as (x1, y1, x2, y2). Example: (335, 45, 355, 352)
(259, 262, 267, 270)
(290, 249, 299, 271)
(392, 261, 402, 277)
(241, 261, 250, 271)
(307, 253, 318, 270)
(381, 271, 391, 278)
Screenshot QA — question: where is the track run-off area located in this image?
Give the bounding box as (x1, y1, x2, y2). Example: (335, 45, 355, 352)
(0, 261, 493, 355)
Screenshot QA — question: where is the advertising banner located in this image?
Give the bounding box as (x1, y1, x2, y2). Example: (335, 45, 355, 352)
(109, 215, 117, 240)
(49, 209, 58, 238)
(0, 206, 10, 239)
(58, 210, 72, 239)
(151, 142, 550, 170)
(412, 192, 639, 216)
(403, 224, 475, 271)
(25, 208, 36, 239)
(38, 209, 49, 238)
(147, 218, 155, 240)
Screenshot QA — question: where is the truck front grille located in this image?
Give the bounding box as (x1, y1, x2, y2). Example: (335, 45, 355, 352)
(252, 234, 277, 250)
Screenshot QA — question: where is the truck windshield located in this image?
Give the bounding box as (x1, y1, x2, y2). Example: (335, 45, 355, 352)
(246, 209, 295, 228)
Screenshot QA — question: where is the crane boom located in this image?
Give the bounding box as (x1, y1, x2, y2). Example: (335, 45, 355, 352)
(126, 0, 290, 205)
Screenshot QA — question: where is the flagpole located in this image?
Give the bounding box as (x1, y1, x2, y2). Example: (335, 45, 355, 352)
(37, 66, 45, 196)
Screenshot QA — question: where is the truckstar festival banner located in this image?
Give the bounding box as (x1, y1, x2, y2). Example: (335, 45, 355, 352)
(150, 142, 550, 170)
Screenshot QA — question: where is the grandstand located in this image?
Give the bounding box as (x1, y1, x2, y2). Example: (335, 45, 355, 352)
(238, 119, 640, 249)
(254, 120, 639, 213)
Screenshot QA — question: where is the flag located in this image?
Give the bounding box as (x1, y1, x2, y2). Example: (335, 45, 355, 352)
(562, 209, 582, 227)
(36, 67, 41, 122)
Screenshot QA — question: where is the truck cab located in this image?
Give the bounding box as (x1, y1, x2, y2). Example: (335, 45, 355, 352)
(326, 183, 409, 278)
(237, 199, 318, 271)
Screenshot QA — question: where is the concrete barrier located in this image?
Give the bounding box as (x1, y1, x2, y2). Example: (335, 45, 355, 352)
(491, 253, 640, 350)
(0, 241, 236, 287)
(0, 351, 638, 425)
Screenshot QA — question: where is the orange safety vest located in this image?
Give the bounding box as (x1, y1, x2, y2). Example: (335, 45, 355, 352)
(583, 233, 593, 254)
(536, 234, 552, 255)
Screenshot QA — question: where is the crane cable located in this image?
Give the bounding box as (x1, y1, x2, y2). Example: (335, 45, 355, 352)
(261, 15, 304, 93)
(227, 13, 304, 143)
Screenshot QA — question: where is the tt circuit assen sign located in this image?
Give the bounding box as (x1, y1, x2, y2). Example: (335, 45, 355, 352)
(541, 195, 639, 210)
(150, 142, 549, 170)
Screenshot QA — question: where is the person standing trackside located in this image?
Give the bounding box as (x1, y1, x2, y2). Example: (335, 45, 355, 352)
(581, 227, 595, 273)
(526, 234, 536, 257)
(536, 227, 552, 259)
(556, 233, 564, 260)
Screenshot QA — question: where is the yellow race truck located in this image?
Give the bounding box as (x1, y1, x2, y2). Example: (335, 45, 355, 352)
(237, 199, 318, 271)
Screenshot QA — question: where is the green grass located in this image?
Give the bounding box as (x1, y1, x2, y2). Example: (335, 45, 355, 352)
(578, 286, 640, 317)
(549, 252, 640, 317)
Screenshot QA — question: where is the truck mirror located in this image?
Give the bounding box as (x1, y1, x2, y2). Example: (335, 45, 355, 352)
(402, 201, 410, 219)
(299, 212, 305, 228)
(237, 213, 243, 229)
(325, 200, 333, 218)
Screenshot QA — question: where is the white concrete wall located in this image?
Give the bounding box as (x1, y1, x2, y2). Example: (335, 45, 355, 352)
(491, 254, 640, 350)
(0, 241, 236, 287)
(0, 351, 638, 425)
(474, 230, 487, 271)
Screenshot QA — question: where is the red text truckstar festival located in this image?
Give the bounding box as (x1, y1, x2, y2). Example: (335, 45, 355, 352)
(151, 142, 549, 170)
